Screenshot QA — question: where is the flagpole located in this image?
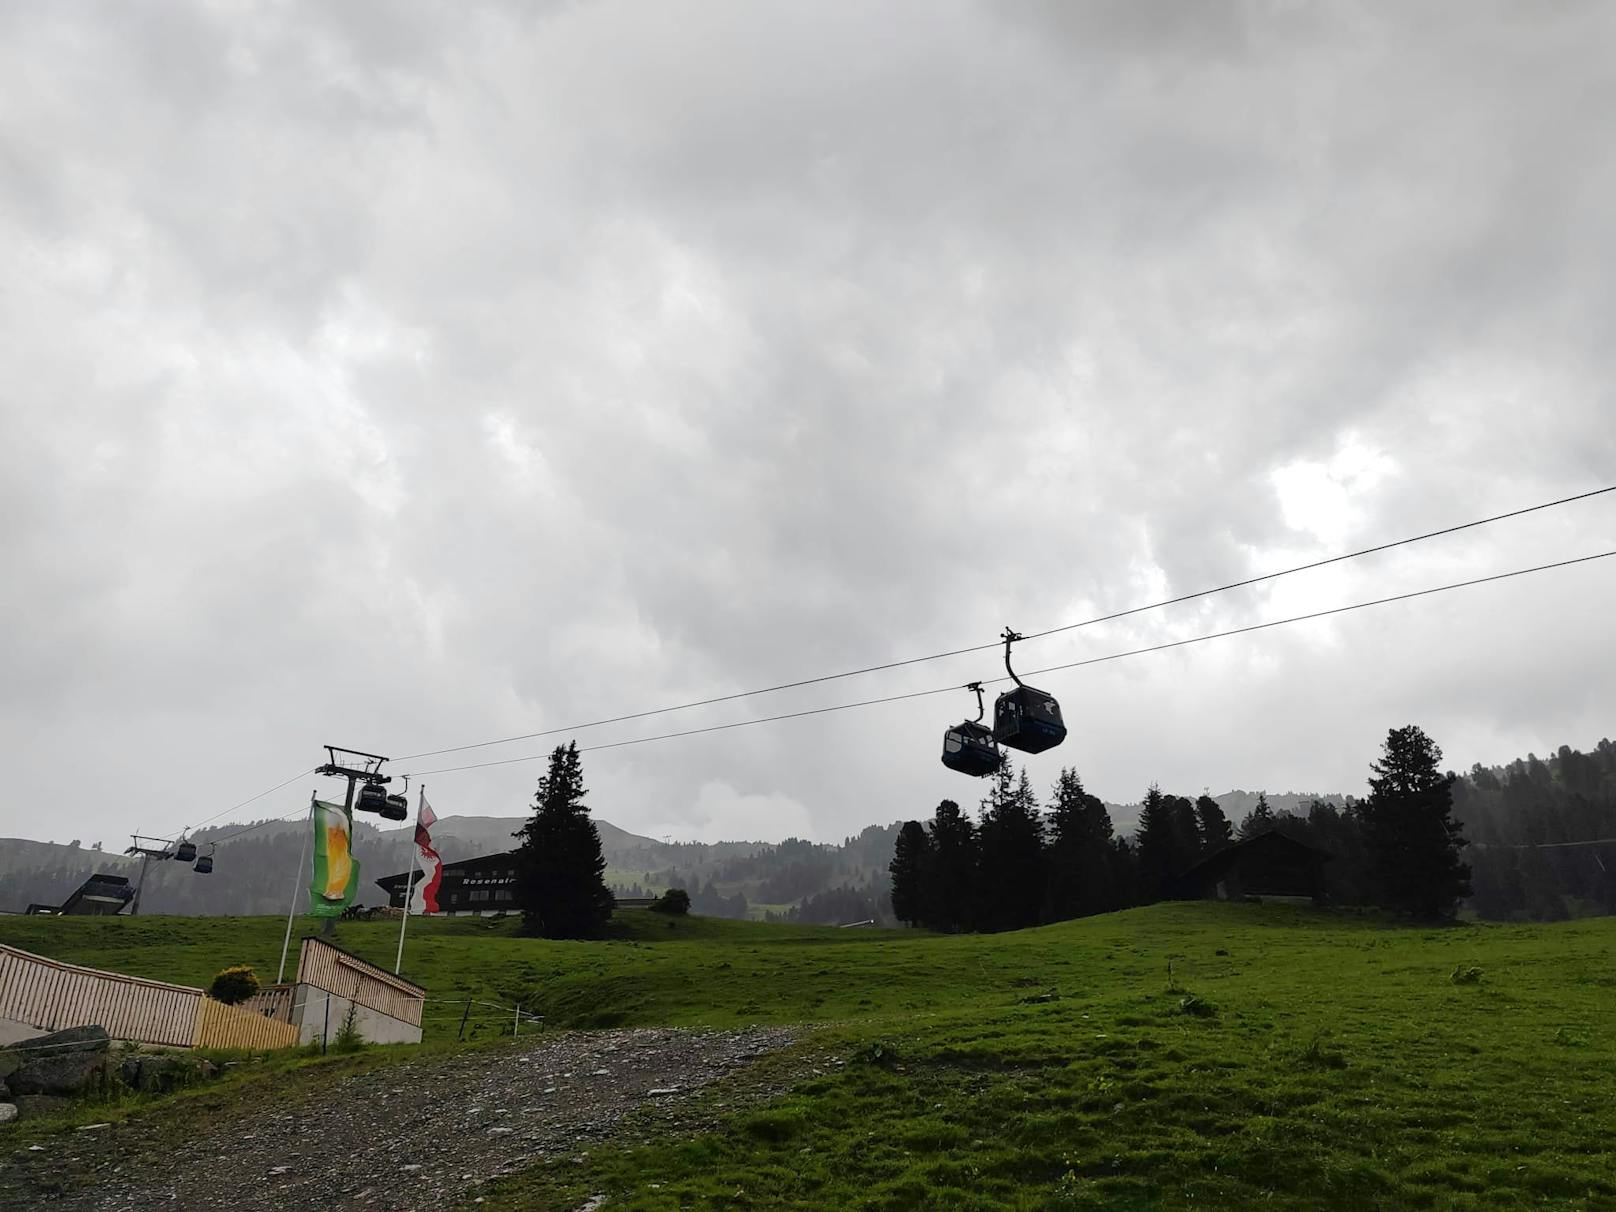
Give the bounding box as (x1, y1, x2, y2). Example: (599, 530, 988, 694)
(394, 783, 424, 974)
(278, 794, 315, 984)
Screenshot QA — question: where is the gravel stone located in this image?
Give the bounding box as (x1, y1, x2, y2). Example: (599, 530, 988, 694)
(4, 1025, 796, 1211)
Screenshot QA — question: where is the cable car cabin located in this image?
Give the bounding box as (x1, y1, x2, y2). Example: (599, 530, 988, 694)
(993, 684, 1066, 754)
(174, 841, 197, 863)
(193, 854, 213, 874)
(381, 794, 409, 821)
(942, 721, 1004, 777)
(356, 782, 390, 814)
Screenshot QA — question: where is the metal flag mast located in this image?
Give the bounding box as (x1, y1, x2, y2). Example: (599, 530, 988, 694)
(277, 794, 315, 984)
(394, 783, 425, 975)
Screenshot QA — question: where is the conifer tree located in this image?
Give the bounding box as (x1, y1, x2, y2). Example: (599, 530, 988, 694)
(1239, 791, 1276, 838)
(1360, 725, 1471, 917)
(513, 741, 614, 938)
(1195, 793, 1233, 850)
(888, 821, 931, 926)
(978, 766, 1046, 932)
(1047, 767, 1116, 920)
(924, 799, 978, 932)
(1135, 783, 1186, 902)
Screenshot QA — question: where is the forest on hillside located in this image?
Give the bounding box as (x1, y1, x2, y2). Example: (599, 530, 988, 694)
(4, 738, 1610, 925)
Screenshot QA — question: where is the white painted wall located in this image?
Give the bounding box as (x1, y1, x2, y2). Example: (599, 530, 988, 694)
(289, 986, 422, 1047)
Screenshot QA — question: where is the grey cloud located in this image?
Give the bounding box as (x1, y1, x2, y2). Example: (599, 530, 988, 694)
(2, 1, 1613, 852)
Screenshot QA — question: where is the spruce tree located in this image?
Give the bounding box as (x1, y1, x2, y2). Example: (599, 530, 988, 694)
(889, 821, 931, 927)
(513, 741, 614, 938)
(1239, 791, 1276, 838)
(924, 799, 978, 932)
(1135, 783, 1187, 902)
(1360, 725, 1471, 918)
(1195, 794, 1233, 850)
(1047, 767, 1116, 920)
(977, 766, 1047, 932)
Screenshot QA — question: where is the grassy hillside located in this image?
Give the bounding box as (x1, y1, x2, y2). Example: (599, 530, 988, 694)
(3, 905, 1613, 1208)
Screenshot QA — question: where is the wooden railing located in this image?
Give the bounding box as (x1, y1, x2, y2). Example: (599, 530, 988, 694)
(0, 943, 202, 1047)
(0, 943, 297, 1051)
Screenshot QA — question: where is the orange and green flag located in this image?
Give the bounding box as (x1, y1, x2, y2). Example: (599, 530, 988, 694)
(308, 798, 360, 917)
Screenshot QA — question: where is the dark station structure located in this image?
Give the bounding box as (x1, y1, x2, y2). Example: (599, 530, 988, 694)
(376, 851, 519, 916)
(1178, 830, 1332, 905)
(25, 873, 135, 916)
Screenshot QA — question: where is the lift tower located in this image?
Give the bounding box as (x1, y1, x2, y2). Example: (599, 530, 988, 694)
(313, 745, 391, 935)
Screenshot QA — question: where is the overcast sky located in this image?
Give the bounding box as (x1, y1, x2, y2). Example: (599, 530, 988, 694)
(3, 1, 1613, 852)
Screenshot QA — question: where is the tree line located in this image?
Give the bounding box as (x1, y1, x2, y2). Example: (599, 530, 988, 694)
(890, 725, 1479, 931)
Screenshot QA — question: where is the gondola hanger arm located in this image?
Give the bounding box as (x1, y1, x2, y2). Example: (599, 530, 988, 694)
(1001, 628, 1026, 688)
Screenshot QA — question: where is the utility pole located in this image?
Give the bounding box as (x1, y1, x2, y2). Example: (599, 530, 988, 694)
(125, 835, 175, 916)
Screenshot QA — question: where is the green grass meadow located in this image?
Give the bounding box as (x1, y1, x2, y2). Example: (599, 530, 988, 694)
(3, 905, 1614, 1209)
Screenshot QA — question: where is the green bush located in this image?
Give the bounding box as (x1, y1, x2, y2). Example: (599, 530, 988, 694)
(207, 963, 261, 1005)
(649, 888, 691, 915)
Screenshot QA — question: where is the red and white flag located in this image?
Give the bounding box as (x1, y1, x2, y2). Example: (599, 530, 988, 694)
(410, 797, 443, 915)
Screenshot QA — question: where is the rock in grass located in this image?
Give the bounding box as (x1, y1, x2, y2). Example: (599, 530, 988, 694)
(12, 1025, 111, 1056)
(12, 1094, 71, 1120)
(9, 1053, 110, 1097)
(0, 1102, 17, 1124)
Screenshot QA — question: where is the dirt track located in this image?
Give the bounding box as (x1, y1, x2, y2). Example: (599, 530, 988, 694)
(5, 1025, 798, 1211)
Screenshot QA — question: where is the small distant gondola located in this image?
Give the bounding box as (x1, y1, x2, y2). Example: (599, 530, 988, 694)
(193, 844, 215, 875)
(941, 682, 1005, 777)
(174, 839, 198, 863)
(381, 793, 410, 822)
(992, 629, 1066, 755)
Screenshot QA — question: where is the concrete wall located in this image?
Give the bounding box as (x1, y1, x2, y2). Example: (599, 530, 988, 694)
(291, 985, 422, 1047)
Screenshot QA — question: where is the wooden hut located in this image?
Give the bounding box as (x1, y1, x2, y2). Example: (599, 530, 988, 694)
(1178, 830, 1331, 904)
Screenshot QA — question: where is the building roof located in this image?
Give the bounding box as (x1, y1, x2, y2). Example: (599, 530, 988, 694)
(374, 849, 517, 893)
(1178, 829, 1332, 884)
(57, 873, 134, 915)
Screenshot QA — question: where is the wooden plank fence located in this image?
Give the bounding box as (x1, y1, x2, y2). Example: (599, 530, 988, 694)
(193, 995, 299, 1050)
(0, 943, 297, 1051)
(0, 943, 202, 1047)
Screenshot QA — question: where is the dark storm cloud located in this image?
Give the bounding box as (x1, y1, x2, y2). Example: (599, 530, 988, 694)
(2, 1, 1612, 850)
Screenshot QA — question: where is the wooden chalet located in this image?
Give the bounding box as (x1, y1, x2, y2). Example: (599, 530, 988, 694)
(375, 851, 519, 916)
(1177, 829, 1331, 904)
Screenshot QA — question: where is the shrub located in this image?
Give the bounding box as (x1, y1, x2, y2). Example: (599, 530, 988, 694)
(649, 888, 691, 915)
(208, 964, 261, 1006)
(332, 1000, 365, 1053)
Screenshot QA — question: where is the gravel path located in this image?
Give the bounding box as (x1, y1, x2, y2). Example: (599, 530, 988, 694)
(7, 1026, 799, 1211)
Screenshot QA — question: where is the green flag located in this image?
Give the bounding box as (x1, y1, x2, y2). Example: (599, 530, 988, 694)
(308, 798, 360, 918)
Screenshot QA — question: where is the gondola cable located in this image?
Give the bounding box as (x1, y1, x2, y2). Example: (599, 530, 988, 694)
(404, 547, 1616, 777)
(395, 484, 1616, 763)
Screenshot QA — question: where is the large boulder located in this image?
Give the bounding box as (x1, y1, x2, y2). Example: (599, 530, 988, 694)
(8, 1052, 110, 1097)
(12, 1094, 69, 1120)
(13, 1025, 110, 1056)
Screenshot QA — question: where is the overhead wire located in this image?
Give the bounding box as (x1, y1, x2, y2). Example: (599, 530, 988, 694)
(405, 547, 1616, 776)
(395, 484, 1616, 762)
(176, 767, 316, 838)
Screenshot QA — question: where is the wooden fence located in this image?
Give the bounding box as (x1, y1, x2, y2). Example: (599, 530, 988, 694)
(0, 943, 297, 1051)
(243, 983, 296, 1024)
(0, 943, 202, 1047)
(193, 995, 299, 1050)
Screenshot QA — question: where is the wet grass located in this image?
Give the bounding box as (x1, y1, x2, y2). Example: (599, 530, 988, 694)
(4, 904, 1615, 1207)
